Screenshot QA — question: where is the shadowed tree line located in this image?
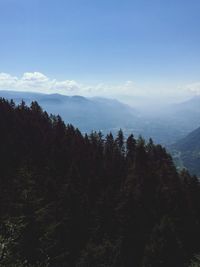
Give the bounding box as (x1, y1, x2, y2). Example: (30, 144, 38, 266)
(0, 98, 200, 267)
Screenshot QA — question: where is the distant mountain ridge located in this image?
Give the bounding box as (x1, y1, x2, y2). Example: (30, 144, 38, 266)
(172, 126, 200, 176)
(1, 90, 200, 145)
(163, 95, 200, 132)
(0, 90, 141, 134)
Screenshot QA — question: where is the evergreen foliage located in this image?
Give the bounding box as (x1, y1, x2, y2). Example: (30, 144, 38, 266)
(0, 98, 199, 266)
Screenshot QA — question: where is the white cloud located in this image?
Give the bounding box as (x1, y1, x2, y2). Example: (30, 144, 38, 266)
(185, 82, 200, 95)
(0, 72, 140, 97)
(0, 71, 196, 104)
(82, 80, 140, 97)
(0, 72, 81, 95)
(0, 73, 18, 88)
(21, 72, 49, 82)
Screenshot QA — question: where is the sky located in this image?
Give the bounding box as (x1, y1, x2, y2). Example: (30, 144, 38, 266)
(0, 0, 200, 102)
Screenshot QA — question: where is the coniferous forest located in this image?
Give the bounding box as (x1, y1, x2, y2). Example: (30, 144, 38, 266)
(1, 98, 200, 267)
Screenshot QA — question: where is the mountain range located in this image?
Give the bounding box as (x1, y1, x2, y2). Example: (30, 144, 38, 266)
(0, 90, 141, 134)
(1, 90, 200, 145)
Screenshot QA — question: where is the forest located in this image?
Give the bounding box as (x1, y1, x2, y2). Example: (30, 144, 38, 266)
(0, 98, 200, 267)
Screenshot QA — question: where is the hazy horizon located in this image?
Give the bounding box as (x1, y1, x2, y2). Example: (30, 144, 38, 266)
(0, 72, 198, 107)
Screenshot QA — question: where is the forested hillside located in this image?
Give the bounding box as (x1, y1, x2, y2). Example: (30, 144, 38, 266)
(0, 90, 191, 145)
(0, 90, 140, 134)
(0, 98, 200, 267)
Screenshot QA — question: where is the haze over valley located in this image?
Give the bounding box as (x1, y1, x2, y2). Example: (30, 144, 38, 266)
(1, 89, 200, 146)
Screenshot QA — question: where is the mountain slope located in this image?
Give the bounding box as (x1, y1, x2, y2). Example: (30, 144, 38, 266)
(0, 90, 140, 133)
(2, 90, 200, 145)
(0, 90, 178, 143)
(163, 96, 200, 133)
(172, 126, 200, 176)
(0, 98, 200, 266)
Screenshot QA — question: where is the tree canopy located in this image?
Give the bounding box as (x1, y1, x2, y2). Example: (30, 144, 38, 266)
(0, 98, 200, 267)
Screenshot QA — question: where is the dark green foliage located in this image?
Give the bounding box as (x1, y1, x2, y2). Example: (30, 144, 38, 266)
(189, 255, 200, 267)
(0, 98, 200, 267)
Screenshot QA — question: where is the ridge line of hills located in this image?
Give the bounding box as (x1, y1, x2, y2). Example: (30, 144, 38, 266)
(1, 90, 200, 145)
(1, 90, 200, 176)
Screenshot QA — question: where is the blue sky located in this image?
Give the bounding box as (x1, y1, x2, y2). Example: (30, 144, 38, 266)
(0, 0, 200, 99)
